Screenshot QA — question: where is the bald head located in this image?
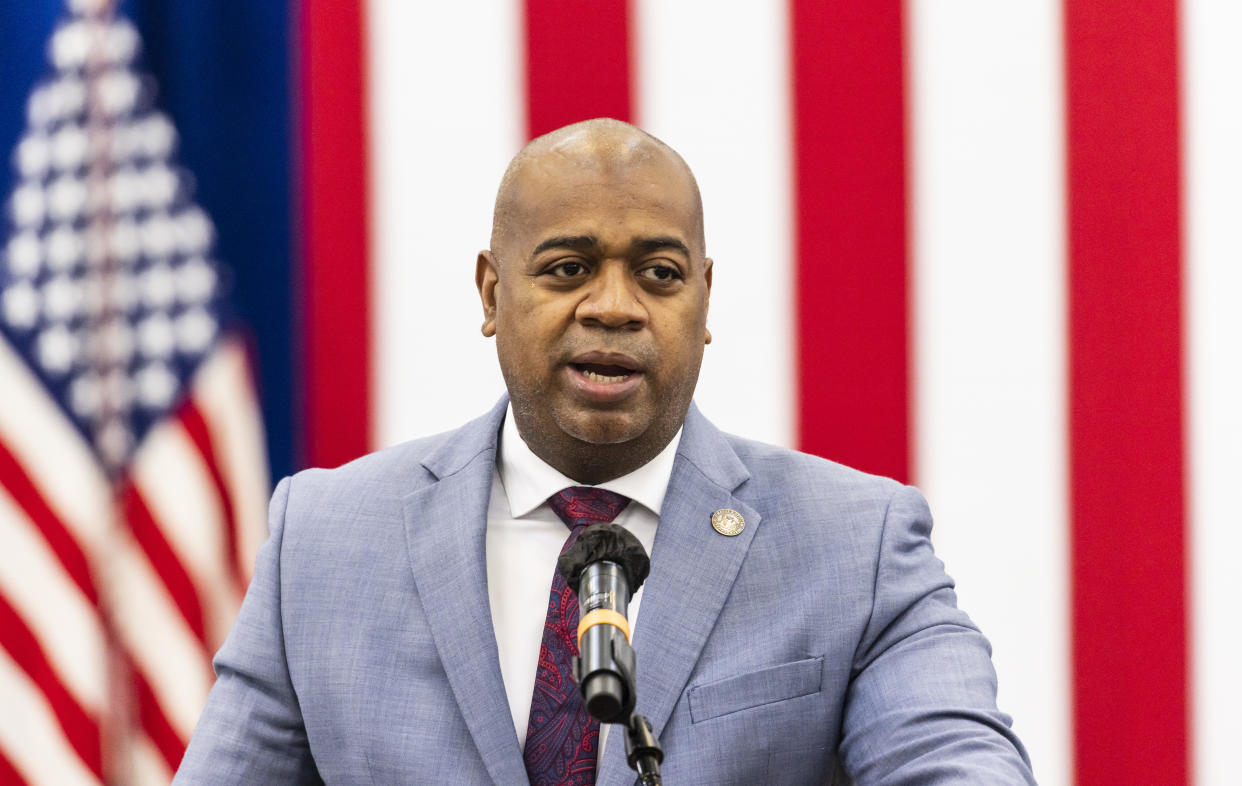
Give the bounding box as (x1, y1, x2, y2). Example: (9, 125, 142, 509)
(490, 118, 704, 255)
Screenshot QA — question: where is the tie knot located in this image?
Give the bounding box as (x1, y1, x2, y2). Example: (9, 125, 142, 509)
(548, 486, 630, 531)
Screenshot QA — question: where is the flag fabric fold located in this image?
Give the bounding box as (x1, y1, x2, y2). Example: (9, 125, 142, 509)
(0, 4, 268, 783)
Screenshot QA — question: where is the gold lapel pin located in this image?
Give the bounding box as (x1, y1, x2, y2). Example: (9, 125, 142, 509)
(711, 508, 745, 536)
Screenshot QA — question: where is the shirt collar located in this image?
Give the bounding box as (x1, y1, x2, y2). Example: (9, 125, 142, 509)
(498, 403, 681, 518)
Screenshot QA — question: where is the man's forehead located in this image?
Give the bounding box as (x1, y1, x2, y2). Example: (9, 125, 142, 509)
(513, 160, 694, 211)
(505, 166, 702, 255)
(491, 119, 705, 253)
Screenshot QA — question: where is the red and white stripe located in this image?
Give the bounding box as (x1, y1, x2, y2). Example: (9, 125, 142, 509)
(293, 1, 1242, 783)
(0, 338, 111, 783)
(0, 337, 268, 785)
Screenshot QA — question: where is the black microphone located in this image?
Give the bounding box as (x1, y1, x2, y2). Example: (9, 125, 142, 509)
(556, 522, 650, 723)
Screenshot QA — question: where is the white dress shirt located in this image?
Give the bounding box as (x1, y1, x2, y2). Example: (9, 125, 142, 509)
(485, 404, 680, 750)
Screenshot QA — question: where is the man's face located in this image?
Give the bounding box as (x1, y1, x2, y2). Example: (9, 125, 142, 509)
(477, 148, 712, 482)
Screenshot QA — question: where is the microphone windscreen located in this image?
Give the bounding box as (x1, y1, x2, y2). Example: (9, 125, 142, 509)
(557, 523, 650, 592)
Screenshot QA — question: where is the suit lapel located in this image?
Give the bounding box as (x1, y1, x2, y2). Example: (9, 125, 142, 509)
(597, 406, 761, 786)
(402, 399, 529, 786)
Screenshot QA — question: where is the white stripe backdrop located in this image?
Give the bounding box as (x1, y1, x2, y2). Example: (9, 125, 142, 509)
(367, 0, 519, 448)
(365, 3, 1242, 783)
(1185, 3, 1242, 786)
(908, 2, 1069, 784)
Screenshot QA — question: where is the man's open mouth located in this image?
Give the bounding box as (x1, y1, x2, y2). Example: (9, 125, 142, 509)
(571, 363, 635, 384)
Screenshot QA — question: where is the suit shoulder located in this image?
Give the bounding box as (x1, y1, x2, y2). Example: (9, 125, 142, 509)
(721, 432, 905, 508)
(295, 431, 449, 491)
(278, 427, 477, 528)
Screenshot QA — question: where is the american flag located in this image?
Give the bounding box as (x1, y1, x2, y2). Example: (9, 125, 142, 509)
(0, 2, 268, 783)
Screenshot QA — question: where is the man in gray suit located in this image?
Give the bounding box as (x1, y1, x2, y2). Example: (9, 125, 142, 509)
(176, 119, 1035, 784)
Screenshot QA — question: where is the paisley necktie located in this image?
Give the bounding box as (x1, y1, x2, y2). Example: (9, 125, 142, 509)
(522, 486, 631, 786)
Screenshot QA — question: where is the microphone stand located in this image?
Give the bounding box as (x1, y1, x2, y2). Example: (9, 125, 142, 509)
(574, 630, 663, 785)
(623, 712, 663, 786)
(613, 639, 662, 786)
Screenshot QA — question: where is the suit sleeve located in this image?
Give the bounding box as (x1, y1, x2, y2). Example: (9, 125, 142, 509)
(838, 485, 1037, 785)
(173, 476, 323, 784)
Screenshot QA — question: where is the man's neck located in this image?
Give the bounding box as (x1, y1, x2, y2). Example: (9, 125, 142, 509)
(508, 412, 681, 485)
(498, 403, 682, 519)
(524, 433, 665, 485)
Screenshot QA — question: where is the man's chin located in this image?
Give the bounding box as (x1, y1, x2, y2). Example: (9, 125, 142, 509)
(558, 409, 647, 446)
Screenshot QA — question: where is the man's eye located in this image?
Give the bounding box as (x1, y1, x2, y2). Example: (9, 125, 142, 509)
(638, 265, 681, 282)
(549, 261, 588, 277)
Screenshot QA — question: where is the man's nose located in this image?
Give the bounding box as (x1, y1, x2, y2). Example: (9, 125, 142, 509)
(576, 263, 647, 328)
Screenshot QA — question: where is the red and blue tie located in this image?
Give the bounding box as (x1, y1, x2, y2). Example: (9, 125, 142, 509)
(523, 487, 631, 786)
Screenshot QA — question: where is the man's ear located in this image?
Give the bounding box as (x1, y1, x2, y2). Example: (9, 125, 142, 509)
(703, 257, 713, 345)
(476, 250, 499, 337)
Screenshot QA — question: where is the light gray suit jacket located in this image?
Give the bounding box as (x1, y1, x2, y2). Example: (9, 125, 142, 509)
(175, 398, 1034, 784)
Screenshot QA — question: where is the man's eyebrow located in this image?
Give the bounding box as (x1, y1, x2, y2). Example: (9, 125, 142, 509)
(531, 235, 599, 256)
(629, 236, 691, 257)
(529, 235, 691, 258)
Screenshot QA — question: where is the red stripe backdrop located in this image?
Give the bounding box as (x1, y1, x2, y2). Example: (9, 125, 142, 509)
(790, 0, 910, 483)
(1065, 1, 1188, 783)
(524, 0, 633, 137)
(300, 0, 372, 469)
